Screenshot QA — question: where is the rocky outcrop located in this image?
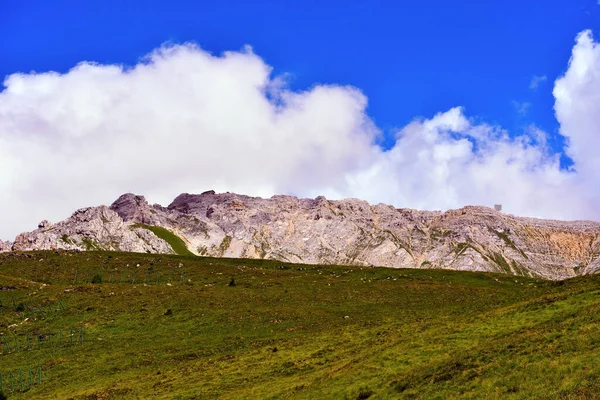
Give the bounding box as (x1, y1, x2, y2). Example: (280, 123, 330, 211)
(0, 240, 12, 252)
(38, 220, 50, 229)
(12, 206, 173, 254)
(4, 191, 600, 280)
(110, 193, 161, 225)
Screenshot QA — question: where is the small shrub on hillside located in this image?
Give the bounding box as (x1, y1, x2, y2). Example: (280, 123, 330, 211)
(91, 274, 103, 284)
(356, 388, 374, 399)
(228, 277, 236, 287)
(15, 302, 25, 312)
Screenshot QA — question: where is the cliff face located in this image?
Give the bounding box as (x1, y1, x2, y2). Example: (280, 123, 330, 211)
(0, 240, 11, 253)
(10, 205, 173, 255)
(5, 192, 600, 280)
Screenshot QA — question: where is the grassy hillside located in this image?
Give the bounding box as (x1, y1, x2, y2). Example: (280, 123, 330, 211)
(0, 251, 599, 399)
(133, 224, 195, 256)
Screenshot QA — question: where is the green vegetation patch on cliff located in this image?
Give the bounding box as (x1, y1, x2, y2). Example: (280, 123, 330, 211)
(60, 235, 73, 245)
(453, 242, 487, 260)
(81, 237, 101, 251)
(132, 224, 194, 256)
(490, 251, 512, 274)
(219, 235, 232, 256)
(383, 229, 414, 257)
(490, 228, 529, 259)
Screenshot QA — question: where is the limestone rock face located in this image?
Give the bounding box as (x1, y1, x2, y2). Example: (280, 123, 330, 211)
(5, 191, 600, 280)
(0, 240, 12, 252)
(110, 193, 161, 225)
(12, 206, 173, 254)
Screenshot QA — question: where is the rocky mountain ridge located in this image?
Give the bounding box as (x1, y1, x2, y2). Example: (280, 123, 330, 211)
(3, 191, 600, 280)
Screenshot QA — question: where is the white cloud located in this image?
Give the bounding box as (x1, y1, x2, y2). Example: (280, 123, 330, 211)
(1, 30, 600, 240)
(328, 110, 584, 220)
(0, 44, 377, 239)
(513, 100, 531, 115)
(530, 74, 547, 89)
(553, 29, 600, 204)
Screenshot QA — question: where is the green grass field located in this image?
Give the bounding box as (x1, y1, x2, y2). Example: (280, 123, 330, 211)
(1, 250, 599, 399)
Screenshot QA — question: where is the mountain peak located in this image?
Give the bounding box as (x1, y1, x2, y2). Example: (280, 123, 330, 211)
(110, 193, 153, 223)
(4, 191, 600, 280)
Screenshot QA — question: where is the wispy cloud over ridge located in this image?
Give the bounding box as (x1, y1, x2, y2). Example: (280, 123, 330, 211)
(513, 100, 531, 115)
(530, 74, 547, 89)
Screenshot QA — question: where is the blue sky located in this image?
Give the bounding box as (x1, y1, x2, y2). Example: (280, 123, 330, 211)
(2, 0, 599, 157)
(2, 1, 600, 239)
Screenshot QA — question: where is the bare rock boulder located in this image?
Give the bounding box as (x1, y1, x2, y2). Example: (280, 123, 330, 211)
(0, 240, 12, 253)
(38, 220, 50, 229)
(110, 193, 160, 225)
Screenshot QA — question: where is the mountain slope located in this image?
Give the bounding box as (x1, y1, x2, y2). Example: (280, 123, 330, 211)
(4, 191, 600, 279)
